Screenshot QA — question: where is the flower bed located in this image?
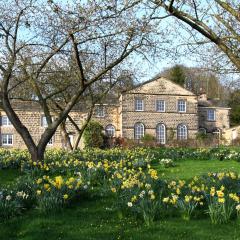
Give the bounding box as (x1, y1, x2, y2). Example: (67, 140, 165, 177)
(0, 147, 240, 225)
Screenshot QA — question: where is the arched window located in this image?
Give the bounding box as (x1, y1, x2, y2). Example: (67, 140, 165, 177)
(156, 123, 166, 144)
(134, 123, 144, 140)
(105, 124, 115, 137)
(177, 124, 188, 140)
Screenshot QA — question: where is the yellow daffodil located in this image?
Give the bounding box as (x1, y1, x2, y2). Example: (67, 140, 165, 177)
(63, 194, 68, 200)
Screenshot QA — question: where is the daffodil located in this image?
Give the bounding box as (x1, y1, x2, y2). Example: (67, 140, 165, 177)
(63, 194, 69, 200)
(218, 198, 225, 203)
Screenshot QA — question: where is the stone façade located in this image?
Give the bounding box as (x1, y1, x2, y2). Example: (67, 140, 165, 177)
(0, 77, 234, 148)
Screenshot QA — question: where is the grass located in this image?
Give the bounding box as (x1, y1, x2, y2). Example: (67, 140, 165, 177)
(1, 196, 240, 240)
(154, 159, 240, 180)
(0, 169, 21, 187)
(1, 159, 240, 240)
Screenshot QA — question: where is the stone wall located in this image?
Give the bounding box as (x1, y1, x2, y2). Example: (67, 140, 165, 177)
(92, 104, 121, 137)
(121, 92, 199, 141)
(198, 107, 230, 132)
(0, 77, 232, 148)
(0, 110, 85, 149)
(0, 103, 120, 149)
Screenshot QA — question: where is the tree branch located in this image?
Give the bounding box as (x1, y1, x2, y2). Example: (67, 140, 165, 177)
(35, 38, 69, 79)
(215, 0, 240, 22)
(69, 33, 86, 88)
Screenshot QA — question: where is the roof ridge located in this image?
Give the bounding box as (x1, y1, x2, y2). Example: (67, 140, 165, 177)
(122, 76, 195, 96)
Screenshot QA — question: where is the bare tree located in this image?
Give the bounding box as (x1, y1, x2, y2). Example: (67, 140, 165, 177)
(154, 0, 240, 72)
(55, 81, 119, 151)
(0, 0, 157, 161)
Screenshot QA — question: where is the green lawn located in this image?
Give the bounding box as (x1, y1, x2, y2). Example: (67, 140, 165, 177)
(1, 160, 240, 240)
(0, 169, 21, 187)
(1, 196, 240, 240)
(155, 159, 240, 180)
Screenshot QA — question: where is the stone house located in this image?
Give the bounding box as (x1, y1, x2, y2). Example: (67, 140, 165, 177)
(0, 77, 237, 148)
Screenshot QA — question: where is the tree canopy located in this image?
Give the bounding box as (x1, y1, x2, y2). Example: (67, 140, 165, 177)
(0, 0, 160, 161)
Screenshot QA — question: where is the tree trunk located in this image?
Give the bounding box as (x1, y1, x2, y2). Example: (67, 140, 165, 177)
(73, 123, 87, 150)
(59, 122, 73, 150)
(29, 146, 45, 162)
(73, 107, 94, 150)
(2, 93, 42, 161)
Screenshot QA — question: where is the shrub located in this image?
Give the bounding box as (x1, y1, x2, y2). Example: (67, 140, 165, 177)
(141, 134, 157, 147)
(232, 137, 240, 146)
(142, 134, 155, 142)
(83, 121, 104, 148)
(196, 132, 208, 140)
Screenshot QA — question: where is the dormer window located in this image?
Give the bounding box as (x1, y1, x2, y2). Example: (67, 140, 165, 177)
(207, 109, 216, 121)
(96, 105, 105, 117)
(178, 100, 186, 112)
(135, 98, 144, 111)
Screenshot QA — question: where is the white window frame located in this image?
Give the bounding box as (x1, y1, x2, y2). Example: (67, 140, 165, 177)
(1, 116, 12, 126)
(177, 124, 188, 140)
(207, 109, 216, 121)
(135, 98, 144, 111)
(96, 105, 105, 117)
(1, 134, 13, 146)
(156, 100, 165, 112)
(178, 100, 186, 113)
(134, 122, 145, 140)
(105, 124, 115, 137)
(156, 123, 166, 144)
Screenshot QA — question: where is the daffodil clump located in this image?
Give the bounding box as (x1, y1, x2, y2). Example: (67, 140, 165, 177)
(163, 171, 240, 224)
(2, 148, 240, 224)
(0, 174, 36, 219)
(159, 158, 175, 168)
(151, 147, 240, 162)
(1, 147, 240, 174)
(0, 149, 29, 169)
(34, 175, 83, 213)
(0, 188, 30, 219)
(110, 166, 240, 225)
(109, 163, 164, 226)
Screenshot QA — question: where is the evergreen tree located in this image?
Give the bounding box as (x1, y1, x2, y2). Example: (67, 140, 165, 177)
(229, 90, 240, 126)
(169, 65, 186, 86)
(83, 121, 104, 148)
